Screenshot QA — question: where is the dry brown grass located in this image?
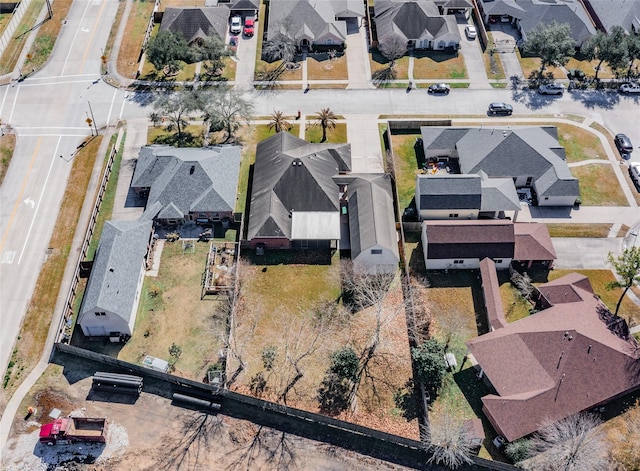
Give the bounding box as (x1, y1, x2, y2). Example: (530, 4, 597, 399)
(161, 0, 206, 7)
(546, 223, 612, 238)
(116, 241, 226, 380)
(556, 123, 606, 163)
(369, 52, 409, 80)
(231, 258, 416, 438)
(571, 164, 628, 206)
(0, 0, 44, 74)
(517, 52, 564, 80)
(117, 0, 155, 79)
(0, 131, 16, 186)
(3, 135, 103, 396)
(25, 0, 73, 70)
(483, 50, 506, 80)
(565, 57, 616, 80)
(307, 53, 348, 80)
(412, 51, 467, 79)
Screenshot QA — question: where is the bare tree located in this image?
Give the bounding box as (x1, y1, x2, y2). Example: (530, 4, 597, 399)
(378, 34, 407, 66)
(268, 110, 291, 133)
(421, 412, 474, 469)
(313, 108, 337, 143)
(342, 262, 402, 411)
(609, 400, 640, 469)
(520, 413, 610, 471)
(152, 89, 200, 142)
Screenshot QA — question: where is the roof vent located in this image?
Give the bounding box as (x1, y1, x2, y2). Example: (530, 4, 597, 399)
(190, 165, 195, 175)
(109, 268, 114, 272)
(568, 336, 573, 341)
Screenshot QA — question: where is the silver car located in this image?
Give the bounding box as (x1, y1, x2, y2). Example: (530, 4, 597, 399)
(538, 83, 565, 95)
(619, 83, 640, 94)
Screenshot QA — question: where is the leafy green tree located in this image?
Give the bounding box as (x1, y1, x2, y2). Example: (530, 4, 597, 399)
(152, 89, 201, 141)
(314, 108, 337, 143)
(201, 88, 254, 143)
(146, 30, 188, 73)
(581, 27, 629, 81)
(624, 33, 640, 78)
(607, 247, 640, 316)
(192, 34, 229, 73)
(412, 339, 446, 395)
(317, 347, 359, 414)
(523, 21, 575, 78)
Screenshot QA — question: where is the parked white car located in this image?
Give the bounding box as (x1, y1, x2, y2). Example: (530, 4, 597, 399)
(538, 83, 565, 95)
(465, 25, 477, 39)
(629, 162, 640, 184)
(619, 83, 640, 94)
(230, 16, 242, 35)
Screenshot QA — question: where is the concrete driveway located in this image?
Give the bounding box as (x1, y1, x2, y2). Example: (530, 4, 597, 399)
(487, 22, 523, 80)
(456, 19, 490, 89)
(552, 237, 623, 269)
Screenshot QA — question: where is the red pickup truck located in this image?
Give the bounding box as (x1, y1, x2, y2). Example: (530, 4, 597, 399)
(39, 416, 108, 445)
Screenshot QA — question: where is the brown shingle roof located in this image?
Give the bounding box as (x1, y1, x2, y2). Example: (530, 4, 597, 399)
(479, 258, 507, 331)
(513, 223, 556, 262)
(424, 220, 515, 260)
(468, 274, 640, 441)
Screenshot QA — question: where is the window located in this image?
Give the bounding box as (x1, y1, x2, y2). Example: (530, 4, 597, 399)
(453, 260, 464, 264)
(494, 259, 503, 264)
(95, 311, 106, 316)
(449, 213, 459, 218)
(544, 197, 549, 201)
(371, 249, 383, 255)
(526, 177, 533, 186)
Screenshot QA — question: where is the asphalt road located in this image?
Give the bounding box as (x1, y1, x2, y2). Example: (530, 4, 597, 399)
(0, 0, 125, 375)
(2, 1, 640, 379)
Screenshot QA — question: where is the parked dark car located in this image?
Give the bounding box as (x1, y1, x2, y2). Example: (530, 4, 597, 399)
(428, 83, 450, 94)
(488, 102, 513, 116)
(614, 133, 633, 159)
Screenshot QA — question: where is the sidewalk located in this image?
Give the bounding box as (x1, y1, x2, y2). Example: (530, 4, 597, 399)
(0, 129, 123, 452)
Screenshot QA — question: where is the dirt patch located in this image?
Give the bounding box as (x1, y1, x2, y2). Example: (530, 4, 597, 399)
(2, 358, 415, 471)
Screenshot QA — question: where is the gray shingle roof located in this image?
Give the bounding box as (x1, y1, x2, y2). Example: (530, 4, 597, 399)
(268, 0, 363, 43)
(335, 173, 399, 261)
(375, 0, 460, 43)
(480, 0, 596, 45)
(79, 219, 153, 326)
(585, 0, 640, 34)
(417, 174, 482, 210)
(132, 145, 241, 219)
(248, 132, 351, 241)
(420, 126, 579, 201)
(160, 7, 230, 44)
(479, 172, 521, 212)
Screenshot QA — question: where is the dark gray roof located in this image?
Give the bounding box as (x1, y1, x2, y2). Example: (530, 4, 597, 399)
(335, 174, 399, 261)
(132, 145, 241, 219)
(420, 126, 579, 201)
(268, 0, 363, 42)
(231, 0, 259, 11)
(248, 132, 351, 241)
(481, 0, 596, 45)
(160, 7, 230, 43)
(417, 174, 482, 210)
(79, 219, 153, 325)
(434, 0, 473, 8)
(375, 0, 459, 42)
(585, 0, 640, 34)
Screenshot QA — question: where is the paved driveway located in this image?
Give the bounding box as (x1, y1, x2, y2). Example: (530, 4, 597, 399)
(456, 19, 490, 89)
(552, 237, 622, 269)
(487, 22, 523, 80)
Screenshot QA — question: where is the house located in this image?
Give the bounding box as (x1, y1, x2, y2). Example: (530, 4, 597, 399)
(421, 220, 555, 269)
(583, 0, 640, 35)
(267, 0, 364, 51)
(160, 7, 230, 45)
(422, 220, 515, 269)
(228, 0, 259, 18)
(415, 171, 520, 221)
(131, 145, 241, 227)
(247, 132, 351, 250)
(78, 219, 154, 338)
(477, 0, 596, 46)
(374, 0, 461, 51)
(334, 174, 400, 274)
(420, 126, 580, 207)
(467, 273, 640, 442)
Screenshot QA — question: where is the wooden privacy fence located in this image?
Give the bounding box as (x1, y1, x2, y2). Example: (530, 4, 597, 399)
(55, 342, 517, 471)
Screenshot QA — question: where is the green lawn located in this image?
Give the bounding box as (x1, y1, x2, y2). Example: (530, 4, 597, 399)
(147, 124, 205, 147)
(556, 124, 606, 163)
(304, 122, 347, 143)
(389, 132, 421, 212)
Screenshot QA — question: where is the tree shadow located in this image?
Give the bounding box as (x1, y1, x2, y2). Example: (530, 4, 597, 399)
(372, 66, 396, 85)
(152, 131, 200, 147)
(413, 50, 459, 63)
